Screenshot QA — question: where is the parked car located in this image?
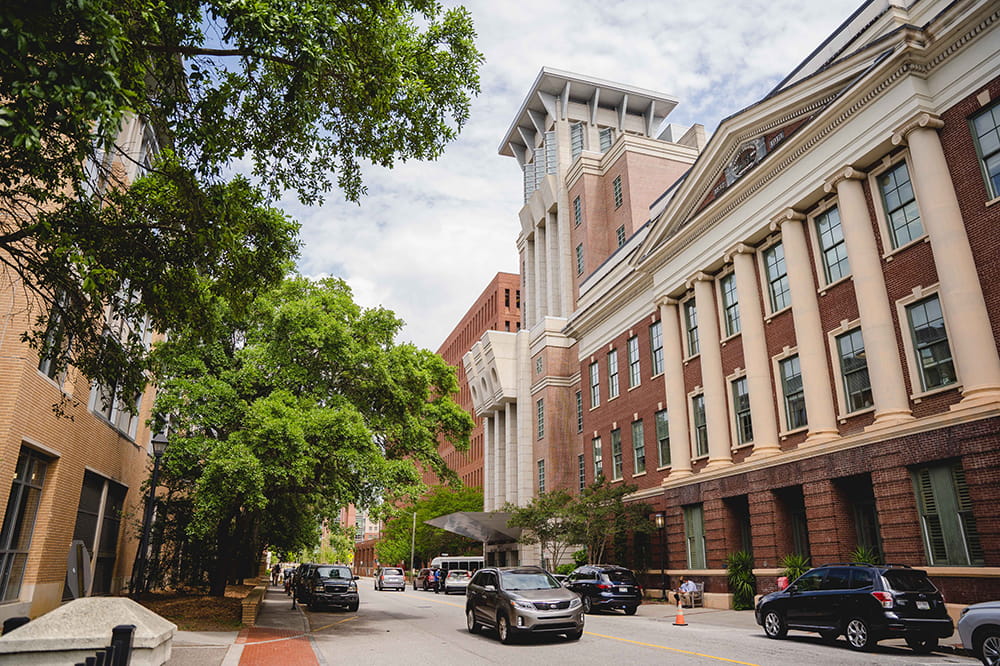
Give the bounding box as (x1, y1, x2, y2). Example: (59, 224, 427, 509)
(415, 567, 440, 591)
(465, 565, 584, 644)
(299, 564, 360, 611)
(958, 600, 1000, 666)
(755, 563, 953, 652)
(443, 569, 472, 595)
(552, 573, 568, 585)
(565, 564, 642, 615)
(292, 562, 317, 602)
(374, 566, 406, 591)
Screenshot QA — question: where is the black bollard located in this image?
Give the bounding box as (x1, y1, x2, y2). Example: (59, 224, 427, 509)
(109, 624, 135, 666)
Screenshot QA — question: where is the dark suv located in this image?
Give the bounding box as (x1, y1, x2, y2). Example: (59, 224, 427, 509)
(755, 563, 953, 652)
(465, 566, 584, 643)
(299, 564, 360, 611)
(565, 564, 642, 615)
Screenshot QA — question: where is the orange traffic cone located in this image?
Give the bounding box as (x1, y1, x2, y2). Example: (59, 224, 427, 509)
(673, 599, 688, 626)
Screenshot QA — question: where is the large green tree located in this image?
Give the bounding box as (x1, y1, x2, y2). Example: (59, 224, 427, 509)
(150, 276, 474, 594)
(0, 0, 482, 402)
(503, 489, 575, 570)
(376, 485, 483, 570)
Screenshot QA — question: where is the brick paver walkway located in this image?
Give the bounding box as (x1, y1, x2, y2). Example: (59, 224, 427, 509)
(236, 624, 318, 665)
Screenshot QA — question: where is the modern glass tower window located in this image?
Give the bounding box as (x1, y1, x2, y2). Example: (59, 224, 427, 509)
(607, 350, 620, 399)
(649, 321, 664, 376)
(836, 328, 873, 412)
(720, 272, 740, 337)
(631, 419, 645, 474)
(731, 376, 753, 445)
(815, 206, 850, 283)
(610, 428, 623, 480)
(589, 362, 600, 408)
(764, 242, 790, 312)
(906, 296, 956, 391)
(627, 336, 640, 388)
(877, 162, 924, 247)
(655, 409, 670, 467)
(970, 101, 1000, 199)
(684, 299, 699, 356)
(780, 355, 807, 430)
(692, 394, 708, 457)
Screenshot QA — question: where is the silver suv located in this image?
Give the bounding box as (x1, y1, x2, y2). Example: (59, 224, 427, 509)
(465, 566, 584, 644)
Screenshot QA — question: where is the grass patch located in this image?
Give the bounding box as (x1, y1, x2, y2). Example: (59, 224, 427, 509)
(136, 584, 255, 631)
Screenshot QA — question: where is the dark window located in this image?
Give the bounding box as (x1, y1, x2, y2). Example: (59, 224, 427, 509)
(849, 568, 874, 589)
(820, 567, 852, 591)
(0, 448, 49, 602)
(884, 570, 937, 593)
(794, 568, 825, 591)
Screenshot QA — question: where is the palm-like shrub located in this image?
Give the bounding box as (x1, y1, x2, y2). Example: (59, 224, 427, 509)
(780, 553, 811, 583)
(724, 550, 757, 610)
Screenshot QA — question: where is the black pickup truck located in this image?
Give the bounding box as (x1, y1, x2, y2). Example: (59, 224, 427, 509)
(299, 564, 360, 611)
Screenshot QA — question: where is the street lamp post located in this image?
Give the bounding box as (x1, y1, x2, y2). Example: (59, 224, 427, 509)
(130, 432, 169, 598)
(409, 511, 416, 579)
(654, 512, 666, 601)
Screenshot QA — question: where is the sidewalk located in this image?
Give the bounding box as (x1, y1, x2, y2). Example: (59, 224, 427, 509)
(168, 584, 321, 666)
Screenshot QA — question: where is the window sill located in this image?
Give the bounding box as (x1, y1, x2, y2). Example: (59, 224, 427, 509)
(778, 426, 808, 439)
(691, 454, 709, 462)
(837, 405, 876, 423)
(608, 393, 620, 402)
(683, 352, 701, 365)
(650, 371, 664, 380)
(882, 234, 930, 262)
(632, 471, 647, 478)
(730, 441, 754, 451)
(720, 331, 741, 345)
(985, 195, 1000, 208)
(656, 465, 671, 472)
(765, 305, 792, 323)
(818, 274, 852, 297)
(910, 383, 961, 403)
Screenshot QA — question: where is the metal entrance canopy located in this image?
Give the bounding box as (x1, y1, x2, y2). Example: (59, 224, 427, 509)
(425, 512, 521, 545)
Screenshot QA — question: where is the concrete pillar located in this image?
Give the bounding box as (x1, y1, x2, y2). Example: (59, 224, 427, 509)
(494, 412, 506, 504)
(690, 274, 732, 469)
(558, 203, 575, 316)
(546, 212, 560, 316)
(771, 210, 839, 444)
(657, 297, 693, 477)
(728, 245, 781, 458)
(824, 168, 914, 427)
(534, 224, 548, 320)
(503, 402, 517, 506)
(523, 241, 535, 328)
(482, 414, 493, 511)
(892, 113, 1000, 407)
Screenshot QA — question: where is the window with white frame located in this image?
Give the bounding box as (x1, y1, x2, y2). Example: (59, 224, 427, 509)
(720, 272, 740, 337)
(607, 350, 620, 399)
(836, 328, 873, 413)
(650, 321, 664, 376)
(970, 101, 1000, 199)
(912, 462, 983, 565)
(576, 244, 584, 275)
(731, 376, 753, 445)
(599, 127, 613, 152)
(684, 299, 699, 356)
(536, 398, 545, 439)
(37, 291, 73, 381)
(593, 436, 603, 477)
(763, 242, 790, 312)
(90, 381, 141, 439)
(610, 428, 623, 480)
(570, 122, 584, 161)
(906, 295, 956, 391)
(627, 336, 640, 388)
(815, 206, 850, 283)
(655, 409, 670, 467)
(578, 454, 586, 492)
(613, 175, 623, 209)
(537, 459, 546, 493)
(692, 394, 708, 457)
(576, 390, 583, 433)
(631, 419, 645, 474)
(780, 355, 807, 430)
(877, 161, 924, 248)
(616, 225, 626, 247)
(589, 362, 600, 407)
(573, 196, 582, 227)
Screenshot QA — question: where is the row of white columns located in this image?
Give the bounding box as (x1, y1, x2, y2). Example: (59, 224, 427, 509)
(655, 112, 1000, 479)
(482, 403, 520, 512)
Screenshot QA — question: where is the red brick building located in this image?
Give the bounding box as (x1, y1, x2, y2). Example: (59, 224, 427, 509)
(466, 0, 1000, 610)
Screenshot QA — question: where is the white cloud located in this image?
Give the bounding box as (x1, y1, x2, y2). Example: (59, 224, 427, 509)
(292, 0, 861, 351)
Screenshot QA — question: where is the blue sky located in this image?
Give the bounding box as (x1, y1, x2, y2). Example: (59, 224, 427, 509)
(287, 0, 863, 352)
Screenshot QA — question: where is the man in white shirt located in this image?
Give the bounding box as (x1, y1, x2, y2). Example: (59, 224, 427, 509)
(674, 578, 698, 607)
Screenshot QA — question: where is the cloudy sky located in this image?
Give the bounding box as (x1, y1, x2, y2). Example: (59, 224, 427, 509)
(285, 0, 863, 352)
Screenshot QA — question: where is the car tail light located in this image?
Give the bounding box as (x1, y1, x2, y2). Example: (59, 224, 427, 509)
(872, 591, 893, 609)
(597, 583, 611, 590)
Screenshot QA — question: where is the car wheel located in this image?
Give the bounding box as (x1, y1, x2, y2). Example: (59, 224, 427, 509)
(845, 617, 875, 651)
(624, 605, 637, 616)
(566, 627, 583, 641)
(466, 608, 481, 634)
(762, 610, 787, 639)
(348, 602, 359, 612)
(582, 596, 592, 614)
(905, 635, 937, 653)
(497, 614, 516, 644)
(974, 628, 1000, 666)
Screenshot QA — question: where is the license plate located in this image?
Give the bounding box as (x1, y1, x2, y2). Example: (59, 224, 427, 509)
(916, 601, 930, 610)
(619, 587, 628, 593)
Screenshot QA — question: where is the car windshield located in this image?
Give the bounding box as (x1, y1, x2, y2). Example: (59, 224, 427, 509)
(605, 569, 636, 583)
(383, 568, 402, 575)
(501, 571, 560, 590)
(315, 566, 352, 579)
(884, 570, 936, 592)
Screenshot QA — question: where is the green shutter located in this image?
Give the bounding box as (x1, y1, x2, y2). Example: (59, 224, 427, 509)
(915, 468, 948, 564)
(952, 466, 984, 565)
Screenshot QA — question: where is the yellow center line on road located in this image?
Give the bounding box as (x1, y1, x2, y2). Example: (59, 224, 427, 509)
(311, 616, 359, 633)
(584, 630, 761, 666)
(410, 595, 465, 609)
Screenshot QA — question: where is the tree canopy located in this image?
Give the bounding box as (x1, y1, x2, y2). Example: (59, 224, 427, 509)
(375, 485, 483, 569)
(0, 0, 482, 403)
(149, 276, 474, 593)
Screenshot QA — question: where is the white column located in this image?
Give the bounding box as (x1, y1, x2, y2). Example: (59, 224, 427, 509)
(824, 168, 913, 427)
(728, 246, 780, 457)
(482, 414, 493, 511)
(503, 402, 517, 506)
(534, 225, 548, 321)
(558, 200, 574, 317)
(494, 412, 506, 505)
(893, 113, 1000, 407)
(522, 241, 535, 329)
(690, 274, 732, 468)
(546, 213, 560, 316)
(657, 297, 693, 477)
(771, 209, 839, 444)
